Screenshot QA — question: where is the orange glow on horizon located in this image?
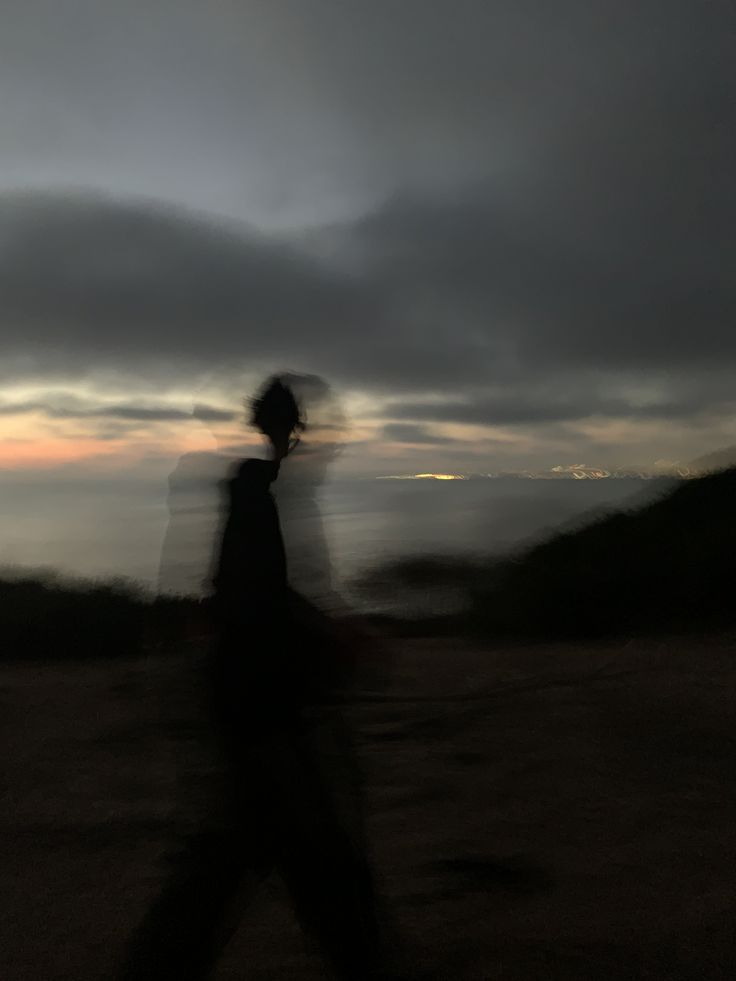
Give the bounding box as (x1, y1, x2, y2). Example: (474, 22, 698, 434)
(0, 438, 127, 469)
(0, 425, 269, 470)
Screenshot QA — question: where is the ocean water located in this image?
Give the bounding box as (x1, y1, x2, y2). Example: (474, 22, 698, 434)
(322, 476, 669, 577)
(0, 467, 673, 600)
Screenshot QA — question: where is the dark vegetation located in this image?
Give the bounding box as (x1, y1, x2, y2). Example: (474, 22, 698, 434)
(2, 467, 734, 658)
(0, 572, 193, 660)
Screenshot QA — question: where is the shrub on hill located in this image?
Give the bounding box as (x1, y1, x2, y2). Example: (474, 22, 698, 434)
(0, 572, 196, 660)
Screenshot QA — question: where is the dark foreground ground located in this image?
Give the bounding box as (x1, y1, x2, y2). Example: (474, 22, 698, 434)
(1, 634, 734, 980)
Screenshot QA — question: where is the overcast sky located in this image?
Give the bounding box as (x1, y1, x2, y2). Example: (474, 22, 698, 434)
(1, 0, 734, 475)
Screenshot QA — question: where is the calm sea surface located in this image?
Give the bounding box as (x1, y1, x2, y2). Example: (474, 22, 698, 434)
(0, 470, 674, 598)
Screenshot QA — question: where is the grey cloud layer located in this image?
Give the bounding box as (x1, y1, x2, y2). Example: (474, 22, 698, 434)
(4, 2, 730, 222)
(380, 387, 736, 428)
(0, 394, 233, 422)
(0, 192, 364, 369)
(1, 0, 734, 442)
(381, 424, 458, 445)
(1, 177, 733, 422)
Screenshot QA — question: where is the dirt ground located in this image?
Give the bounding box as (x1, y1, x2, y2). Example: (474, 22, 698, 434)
(1, 633, 734, 979)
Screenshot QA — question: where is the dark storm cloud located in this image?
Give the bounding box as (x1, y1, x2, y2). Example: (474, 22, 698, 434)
(2, 169, 733, 393)
(382, 396, 620, 427)
(0, 395, 232, 422)
(381, 424, 458, 445)
(0, 192, 369, 377)
(1, 0, 734, 437)
(380, 387, 736, 428)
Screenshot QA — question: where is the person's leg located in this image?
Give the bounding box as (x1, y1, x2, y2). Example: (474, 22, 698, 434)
(119, 828, 250, 980)
(282, 829, 386, 981)
(120, 752, 277, 981)
(262, 724, 386, 981)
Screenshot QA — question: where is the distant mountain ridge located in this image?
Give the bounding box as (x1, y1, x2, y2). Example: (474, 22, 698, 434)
(379, 465, 692, 480)
(378, 445, 736, 481)
(687, 444, 736, 474)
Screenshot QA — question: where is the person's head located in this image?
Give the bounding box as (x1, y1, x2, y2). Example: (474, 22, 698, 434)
(248, 376, 304, 459)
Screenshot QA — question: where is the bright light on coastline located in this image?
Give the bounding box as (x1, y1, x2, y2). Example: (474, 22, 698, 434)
(376, 473, 466, 480)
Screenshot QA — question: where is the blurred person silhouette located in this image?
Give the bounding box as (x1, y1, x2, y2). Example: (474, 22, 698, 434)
(157, 383, 252, 602)
(122, 374, 395, 981)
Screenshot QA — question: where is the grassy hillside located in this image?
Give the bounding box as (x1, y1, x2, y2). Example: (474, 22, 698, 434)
(0, 572, 195, 660)
(359, 466, 736, 639)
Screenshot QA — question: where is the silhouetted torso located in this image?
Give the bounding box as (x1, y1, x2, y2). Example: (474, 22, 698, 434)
(213, 458, 286, 619)
(208, 457, 313, 731)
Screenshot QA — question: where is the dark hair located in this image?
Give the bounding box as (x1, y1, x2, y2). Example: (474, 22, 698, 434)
(249, 376, 303, 435)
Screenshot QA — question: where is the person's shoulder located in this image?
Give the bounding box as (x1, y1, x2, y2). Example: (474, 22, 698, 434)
(167, 451, 233, 498)
(230, 457, 279, 488)
(169, 450, 226, 480)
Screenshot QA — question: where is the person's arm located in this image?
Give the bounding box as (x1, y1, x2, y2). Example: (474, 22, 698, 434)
(286, 587, 394, 695)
